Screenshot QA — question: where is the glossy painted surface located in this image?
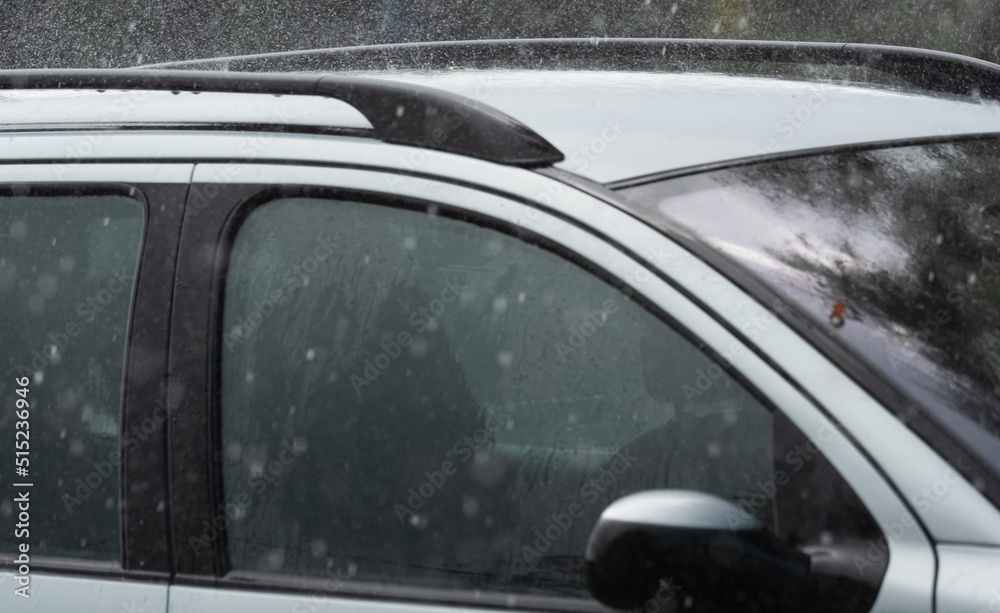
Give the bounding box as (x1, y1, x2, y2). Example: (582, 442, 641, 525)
(598, 490, 761, 530)
(0, 571, 167, 612)
(936, 545, 1000, 613)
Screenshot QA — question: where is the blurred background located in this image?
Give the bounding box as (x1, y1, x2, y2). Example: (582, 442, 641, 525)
(1, 0, 998, 68)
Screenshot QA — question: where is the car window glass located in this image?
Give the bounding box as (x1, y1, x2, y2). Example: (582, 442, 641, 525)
(219, 195, 882, 599)
(0, 190, 144, 562)
(619, 140, 1000, 487)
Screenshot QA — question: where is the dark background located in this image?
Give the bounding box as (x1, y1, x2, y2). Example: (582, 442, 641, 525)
(2, 0, 999, 68)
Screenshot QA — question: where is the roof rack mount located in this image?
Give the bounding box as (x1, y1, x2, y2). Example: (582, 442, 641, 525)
(0, 69, 564, 167)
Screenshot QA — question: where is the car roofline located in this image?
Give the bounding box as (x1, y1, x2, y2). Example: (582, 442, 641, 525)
(136, 37, 1000, 101)
(0, 69, 564, 167)
(606, 131, 1000, 189)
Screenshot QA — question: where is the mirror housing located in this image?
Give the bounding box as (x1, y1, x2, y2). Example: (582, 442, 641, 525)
(585, 490, 811, 611)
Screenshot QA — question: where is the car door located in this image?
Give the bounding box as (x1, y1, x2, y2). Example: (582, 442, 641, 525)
(0, 161, 187, 611)
(164, 159, 934, 613)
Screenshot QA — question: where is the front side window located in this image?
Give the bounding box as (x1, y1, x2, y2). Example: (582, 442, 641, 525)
(219, 194, 882, 602)
(0, 189, 144, 562)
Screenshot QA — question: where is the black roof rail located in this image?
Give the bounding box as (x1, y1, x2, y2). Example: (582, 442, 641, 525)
(0, 69, 564, 167)
(139, 38, 1000, 101)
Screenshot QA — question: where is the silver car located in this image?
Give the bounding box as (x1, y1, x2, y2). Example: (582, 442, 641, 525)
(1, 39, 999, 613)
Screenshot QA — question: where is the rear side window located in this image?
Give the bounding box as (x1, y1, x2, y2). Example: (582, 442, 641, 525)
(218, 195, 883, 603)
(0, 189, 144, 562)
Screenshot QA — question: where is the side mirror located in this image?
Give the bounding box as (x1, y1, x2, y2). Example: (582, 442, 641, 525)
(585, 490, 811, 612)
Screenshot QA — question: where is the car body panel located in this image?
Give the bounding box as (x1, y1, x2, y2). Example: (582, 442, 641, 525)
(0, 571, 167, 612)
(936, 544, 1000, 613)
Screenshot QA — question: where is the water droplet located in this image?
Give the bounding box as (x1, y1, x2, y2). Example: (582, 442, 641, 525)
(498, 351, 514, 367)
(37, 273, 60, 296)
(10, 220, 28, 241)
(410, 338, 428, 357)
(409, 513, 428, 529)
(310, 539, 328, 558)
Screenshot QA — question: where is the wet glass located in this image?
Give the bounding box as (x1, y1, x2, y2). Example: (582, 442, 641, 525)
(620, 138, 1000, 483)
(219, 196, 783, 597)
(0, 191, 144, 561)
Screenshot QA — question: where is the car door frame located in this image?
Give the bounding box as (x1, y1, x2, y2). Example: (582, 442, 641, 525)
(0, 161, 187, 611)
(165, 156, 935, 613)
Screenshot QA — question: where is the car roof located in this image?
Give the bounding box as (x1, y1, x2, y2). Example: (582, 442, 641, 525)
(6, 38, 1000, 183)
(357, 69, 1000, 183)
